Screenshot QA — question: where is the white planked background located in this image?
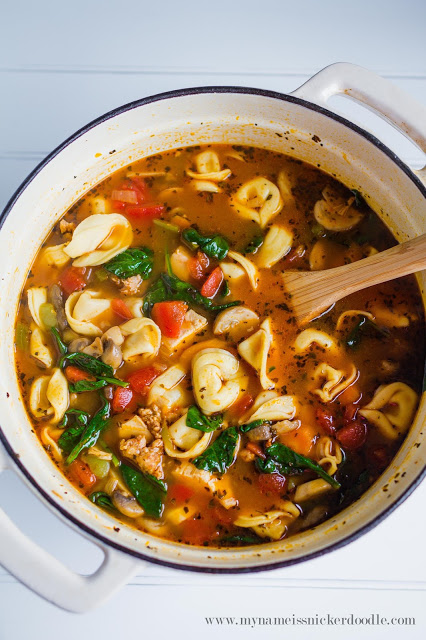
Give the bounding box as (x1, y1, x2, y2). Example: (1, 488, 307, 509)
(1, 1, 425, 637)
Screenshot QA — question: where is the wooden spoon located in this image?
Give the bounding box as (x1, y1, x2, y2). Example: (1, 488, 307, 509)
(282, 234, 426, 324)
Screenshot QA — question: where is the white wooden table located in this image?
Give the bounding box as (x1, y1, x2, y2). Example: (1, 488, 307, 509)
(1, 1, 425, 637)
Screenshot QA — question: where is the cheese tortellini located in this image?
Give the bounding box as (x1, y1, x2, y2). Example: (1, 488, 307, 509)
(120, 318, 161, 361)
(314, 186, 363, 231)
(238, 318, 274, 389)
(27, 287, 48, 328)
(256, 224, 293, 268)
(230, 177, 283, 228)
(359, 382, 418, 440)
(163, 412, 212, 459)
(225, 250, 259, 289)
(40, 243, 71, 268)
(65, 289, 111, 337)
(64, 213, 133, 266)
(247, 393, 297, 423)
(316, 436, 343, 475)
(29, 368, 69, 424)
(186, 150, 231, 183)
(30, 324, 54, 369)
(213, 305, 259, 341)
(192, 348, 242, 414)
(312, 362, 358, 403)
(294, 328, 337, 352)
(234, 502, 300, 540)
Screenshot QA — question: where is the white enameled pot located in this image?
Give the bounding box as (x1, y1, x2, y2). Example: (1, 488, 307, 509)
(0, 63, 425, 613)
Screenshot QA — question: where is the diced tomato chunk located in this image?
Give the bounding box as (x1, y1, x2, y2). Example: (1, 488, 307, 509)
(343, 403, 359, 425)
(188, 251, 209, 281)
(64, 366, 95, 383)
(112, 386, 135, 413)
(210, 505, 234, 526)
(126, 204, 164, 219)
(200, 267, 223, 298)
(111, 200, 126, 210)
(230, 393, 254, 418)
(168, 484, 195, 503)
(151, 301, 188, 338)
(336, 420, 368, 451)
(315, 407, 336, 435)
(127, 366, 161, 395)
(181, 518, 219, 546)
(68, 460, 96, 491)
(60, 266, 87, 296)
(127, 177, 150, 202)
(111, 298, 133, 320)
(258, 473, 287, 495)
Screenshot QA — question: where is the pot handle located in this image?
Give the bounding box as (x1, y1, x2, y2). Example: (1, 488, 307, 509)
(291, 63, 426, 155)
(0, 445, 140, 612)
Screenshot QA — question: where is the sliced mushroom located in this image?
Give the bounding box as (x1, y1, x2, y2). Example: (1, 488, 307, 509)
(68, 337, 91, 353)
(247, 424, 272, 442)
(111, 491, 144, 518)
(102, 337, 123, 369)
(82, 337, 104, 358)
(49, 284, 68, 331)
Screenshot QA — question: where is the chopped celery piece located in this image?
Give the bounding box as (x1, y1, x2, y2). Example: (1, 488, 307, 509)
(15, 322, 30, 351)
(39, 302, 58, 329)
(153, 219, 179, 233)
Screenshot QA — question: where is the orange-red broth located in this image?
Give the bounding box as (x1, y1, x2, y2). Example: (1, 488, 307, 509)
(15, 145, 424, 547)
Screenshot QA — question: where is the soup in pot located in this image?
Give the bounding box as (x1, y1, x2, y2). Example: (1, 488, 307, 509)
(15, 145, 424, 547)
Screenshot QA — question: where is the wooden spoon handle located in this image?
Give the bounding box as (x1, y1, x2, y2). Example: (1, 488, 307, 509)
(283, 233, 426, 323)
(323, 233, 426, 295)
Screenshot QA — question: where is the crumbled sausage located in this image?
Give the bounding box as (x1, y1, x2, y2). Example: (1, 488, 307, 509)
(138, 405, 162, 438)
(59, 219, 76, 235)
(120, 405, 164, 478)
(110, 274, 143, 296)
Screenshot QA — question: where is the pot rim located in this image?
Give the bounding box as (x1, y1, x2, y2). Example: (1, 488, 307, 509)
(1, 85, 425, 573)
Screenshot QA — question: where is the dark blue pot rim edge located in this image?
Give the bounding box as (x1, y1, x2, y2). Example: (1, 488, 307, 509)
(0, 84, 425, 575)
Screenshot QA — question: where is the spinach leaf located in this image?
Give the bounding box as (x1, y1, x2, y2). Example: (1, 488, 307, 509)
(61, 352, 129, 388)
(51, 327, 67, 356)
(66, 396, 111, 464)
(143, 272, 240, 316)
(182, 228, 229, 260)
(89, 491, 116, 511)
(257, 443, 340, 489)
(62, 352, 114, 377)
(192, 427, 239, 475)
(239, 419, 271, 433)
(58, 410, 90, 454)
(69, 379, 109, 393)
(121, 464, 167, 518)
(104, 247, 154, 280)
(142, 276, 169, 315)
(243, 235, 263, 254)
(186, 405, 223, 432)
(346, 317, 389, 350)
